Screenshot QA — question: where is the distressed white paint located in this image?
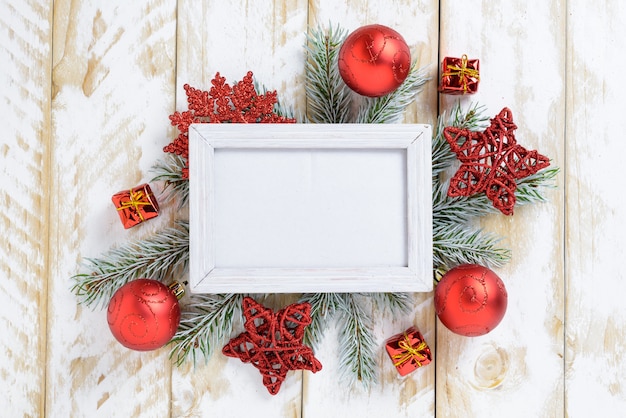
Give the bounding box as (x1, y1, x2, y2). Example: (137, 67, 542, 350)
(0, 1, 51, 416)
(437, 1, 565, 417)
(565, 1, 626, 416)
(3, 0, 624, 416)
(46, 1, 177, 417)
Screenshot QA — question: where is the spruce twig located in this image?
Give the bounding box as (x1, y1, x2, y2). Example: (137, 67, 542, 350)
(336, 294, 377, 387)
(364, 292, 413, 315)
(304, 24, 352, 124)
(169, 293, 243, 366)
(433, 223, 511, 272)
(514, 167, 559, 204)
(355, 63, 429, 124)
(299, 292, 344, 349)
(151, 154, 189, 209)
(71, 221, 190, 308)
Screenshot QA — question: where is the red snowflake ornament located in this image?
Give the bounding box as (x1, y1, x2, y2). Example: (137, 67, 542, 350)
(163, 71, 295, 178)
(222, 297, 322, 395)
(443, 107, 551, 215)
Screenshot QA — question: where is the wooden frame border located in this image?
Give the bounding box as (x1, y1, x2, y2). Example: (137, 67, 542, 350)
(189, 124, 432, 293)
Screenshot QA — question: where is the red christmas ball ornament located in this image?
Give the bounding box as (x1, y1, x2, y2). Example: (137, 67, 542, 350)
(434, 264, 508, 337)
(338, 24, 411, 97)
(107, 279, 183, 351)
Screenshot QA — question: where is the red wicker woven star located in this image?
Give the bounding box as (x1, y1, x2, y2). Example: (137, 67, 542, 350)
(443, 107, 550, 215)
(163, 71, 295, 178)
(222, 297, 322, 395)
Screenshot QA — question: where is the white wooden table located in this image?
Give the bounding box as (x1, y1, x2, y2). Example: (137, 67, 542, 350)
(1, 1, 624, 416)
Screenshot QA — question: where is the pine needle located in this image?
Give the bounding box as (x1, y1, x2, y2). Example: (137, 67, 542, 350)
(169, 293, 243, 366)
(355, 63, 429, 124)
(151, 154, 189, 209)
(336, 294, 377, 387)
(71, 221, 189, 308)
(363, 292, 413, 315)
(304, 24, 352, 124)
(299, 292, 344, 349)
(515, 167, 559, 205)
(433, 223, 511, 272)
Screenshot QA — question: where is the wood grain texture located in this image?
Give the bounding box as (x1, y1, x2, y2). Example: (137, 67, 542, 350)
(301, 1, 439, 417)
(5, 0, 623, 416)
(565, 1, 626, 417)
(46, 1, 177, 416)
(438, 1, 565, 417)
(172, 2, 308, 417)
(0, 1, 52, 416)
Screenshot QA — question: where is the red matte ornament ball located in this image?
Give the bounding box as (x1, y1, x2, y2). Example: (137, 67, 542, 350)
(434, 264, 508, 337)
(338, 24, 411, 97)
(107, 279, 181, 351)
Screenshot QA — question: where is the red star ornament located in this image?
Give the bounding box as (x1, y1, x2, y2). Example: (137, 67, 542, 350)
(443, 107, 551, 215)
(222, 297, 322, 395)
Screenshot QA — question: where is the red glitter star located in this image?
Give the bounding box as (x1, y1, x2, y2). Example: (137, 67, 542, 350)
(163, 71, 295, 178)
(443, 108, 551, 215)
(222, 297, 322, 395)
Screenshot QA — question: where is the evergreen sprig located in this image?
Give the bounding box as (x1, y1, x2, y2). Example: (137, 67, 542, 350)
(71, 221, 189, 308)
(151, 154, 190, 209)
(169, 293, 243, 366)
(433, 223, 511, 273)
(304, 25, 351, 124)
(364, 292, 413, 315)
(299, 292, 344, 349)
(355, 63, 428, 124)
(336, 294, 377, 387)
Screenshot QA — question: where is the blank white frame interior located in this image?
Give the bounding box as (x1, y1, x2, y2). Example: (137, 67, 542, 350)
(189, 123, 432, 293)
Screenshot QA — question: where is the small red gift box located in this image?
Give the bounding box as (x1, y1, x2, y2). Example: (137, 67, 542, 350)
(439, 54, 480, 95)
(385, 326, 432, 376)
(112, 183, 159, 229)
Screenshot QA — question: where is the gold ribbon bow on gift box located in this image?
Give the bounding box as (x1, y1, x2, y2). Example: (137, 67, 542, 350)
(392, 333, 429, 367)
(117, 188, 151, 221)
(442, 54, 480, 93)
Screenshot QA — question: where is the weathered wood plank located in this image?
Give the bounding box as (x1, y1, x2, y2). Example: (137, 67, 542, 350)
(46, 1, 177, 416)
(301, 1, 439, 417)
(437, 1, 565, 417)
(172, 2, 308, 417)
(0, 1, 52, 416)
(565, 2, 626, 416)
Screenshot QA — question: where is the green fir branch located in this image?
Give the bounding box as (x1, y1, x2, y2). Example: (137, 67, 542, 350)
(355, 63, 429, 124)
(304, 24, 352, 124)
(514, 167, 559, 205)
(299, 292, 343, 349)
(71, 221, 190, 308)
(336, 294, 377, 387)
(169, 293, 243, 366)
(433, 223, 511, 273)
(363, 292, 413, 315)
(151, 154, 189, 209)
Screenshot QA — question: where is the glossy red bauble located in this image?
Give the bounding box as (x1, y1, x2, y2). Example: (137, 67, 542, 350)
(434, 264, 508, 337)
(338, 24, 411, 97)
(107, 279, 181, 351)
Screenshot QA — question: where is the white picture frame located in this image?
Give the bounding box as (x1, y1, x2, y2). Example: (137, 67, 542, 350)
(189, 123, 432, 293)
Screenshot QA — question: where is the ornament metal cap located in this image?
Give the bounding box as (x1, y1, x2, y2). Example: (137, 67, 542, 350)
(168, 281, 186, 300)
